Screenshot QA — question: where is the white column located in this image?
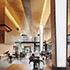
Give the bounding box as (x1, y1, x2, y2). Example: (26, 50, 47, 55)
(55, 0, 67, 67)
(31, 45, 34, 53)
(40, 25, 43, 52)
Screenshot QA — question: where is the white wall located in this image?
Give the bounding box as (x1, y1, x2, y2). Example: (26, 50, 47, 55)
(5, 31, 19, 44)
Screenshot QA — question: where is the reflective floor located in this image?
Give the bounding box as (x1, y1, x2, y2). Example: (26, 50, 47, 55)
(0, 54, 70, 70)
(0, 53, 52, 70)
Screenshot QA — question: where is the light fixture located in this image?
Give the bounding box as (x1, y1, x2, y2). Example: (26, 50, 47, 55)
(40, 0, 50, 26)
(5, 7, 20, 30)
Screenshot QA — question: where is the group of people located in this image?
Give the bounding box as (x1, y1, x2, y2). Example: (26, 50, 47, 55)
(29, 50, 52, 70)
(6, 51, 26, 63)
(29, 53, 43, 70)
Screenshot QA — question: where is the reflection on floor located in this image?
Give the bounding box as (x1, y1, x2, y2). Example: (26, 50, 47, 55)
(0, 53, 70, 70)
(0, 53, 52, 70)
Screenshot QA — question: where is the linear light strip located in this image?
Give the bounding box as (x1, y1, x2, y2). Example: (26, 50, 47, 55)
(40, 0, 48, 26)
(40, 0, 47, 23)
(5, 7, 20, 30)
(40, 0, 50, 26)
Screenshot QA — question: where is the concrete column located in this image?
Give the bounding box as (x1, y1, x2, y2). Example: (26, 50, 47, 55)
(40, 25, 43, 52)
(52, 0, 67, 70)
(55, 0, 67, 68)
(31, 44, 34, 53)
(51, 0, 67, 70)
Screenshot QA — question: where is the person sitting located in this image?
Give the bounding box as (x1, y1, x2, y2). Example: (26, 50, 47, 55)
(20, 52, 25, 60)
(7, 52, 12, 63)
(29, 53, 35, 63)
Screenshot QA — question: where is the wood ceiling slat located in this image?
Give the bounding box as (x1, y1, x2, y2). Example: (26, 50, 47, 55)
(31, 0, 44, 24)
(0, 1, 5, 24)
(22, 0, 32, 25)
(5, 0, 25, 28)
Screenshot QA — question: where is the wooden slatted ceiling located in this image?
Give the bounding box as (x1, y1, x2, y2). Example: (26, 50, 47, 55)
(0, 0, 4, 24)
(5, 0, 24, 28)
(31, 0, 44, 25)
(1, 0, 64, 43)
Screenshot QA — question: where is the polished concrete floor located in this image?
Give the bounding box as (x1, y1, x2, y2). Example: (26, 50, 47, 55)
(0, 54, 69, 70)
(0, 54, 52, 70)
(5, 64, 52, 70)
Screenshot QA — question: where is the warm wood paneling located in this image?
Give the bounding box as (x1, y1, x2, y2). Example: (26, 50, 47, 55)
(0, 1, 5, 24)
(0, 30, 5, 43)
